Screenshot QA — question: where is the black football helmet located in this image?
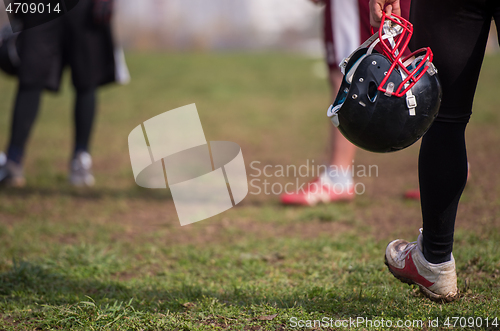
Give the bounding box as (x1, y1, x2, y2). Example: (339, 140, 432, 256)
(327, 13, 442, 153)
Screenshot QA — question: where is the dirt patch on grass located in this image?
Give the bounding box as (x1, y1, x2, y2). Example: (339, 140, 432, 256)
(112, 198, 353, 247)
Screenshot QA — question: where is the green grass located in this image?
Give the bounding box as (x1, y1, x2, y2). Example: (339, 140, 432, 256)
(0, 52, 500, 330)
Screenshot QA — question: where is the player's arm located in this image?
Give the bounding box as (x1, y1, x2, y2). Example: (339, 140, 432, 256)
(369, 0, 401, 27)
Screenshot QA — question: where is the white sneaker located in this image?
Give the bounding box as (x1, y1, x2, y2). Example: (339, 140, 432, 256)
(0, 152, 6, 166)
(280, 178, 354, 206)
(0, 154, 26, 188)
(385, 230, 459, 302)
(69, 151, 95, 187)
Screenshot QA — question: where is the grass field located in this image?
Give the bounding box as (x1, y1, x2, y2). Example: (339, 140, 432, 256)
(0, 52, 500, 330)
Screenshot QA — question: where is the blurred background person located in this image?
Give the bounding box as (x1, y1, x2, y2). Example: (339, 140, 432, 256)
(0, 0, 127, 187)
(280, 0, 410, 206)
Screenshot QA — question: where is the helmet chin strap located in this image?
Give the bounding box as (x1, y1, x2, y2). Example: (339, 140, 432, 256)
(382, 17, 417, 115)
(339, 33, 379, 77)
(343, 17, 402, 84)
(382, 17, 404, 39)
(378, 18, 418, 116)
(327, 104, 341, 127)
(402, 76, 417, 116)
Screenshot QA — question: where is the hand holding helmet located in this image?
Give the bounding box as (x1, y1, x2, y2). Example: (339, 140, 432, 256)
(369, 0, 401, 27)
(327, 12, 442, 153)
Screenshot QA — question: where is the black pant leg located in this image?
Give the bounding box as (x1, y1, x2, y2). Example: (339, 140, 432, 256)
(7, 85, 43, 164)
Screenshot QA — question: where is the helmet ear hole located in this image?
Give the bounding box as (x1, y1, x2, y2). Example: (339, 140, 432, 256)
(368, 81, 378, 102)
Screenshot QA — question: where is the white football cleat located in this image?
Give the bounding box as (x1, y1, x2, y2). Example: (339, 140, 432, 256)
(0, 158, 26, 188)
(69, 151, 95, 187)
(385, 230, 459, 302)
(280, 178, 354, 206)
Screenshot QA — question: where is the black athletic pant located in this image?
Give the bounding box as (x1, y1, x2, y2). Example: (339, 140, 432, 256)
(7, 85, 96, 165)
(410, 0, 500, 263)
